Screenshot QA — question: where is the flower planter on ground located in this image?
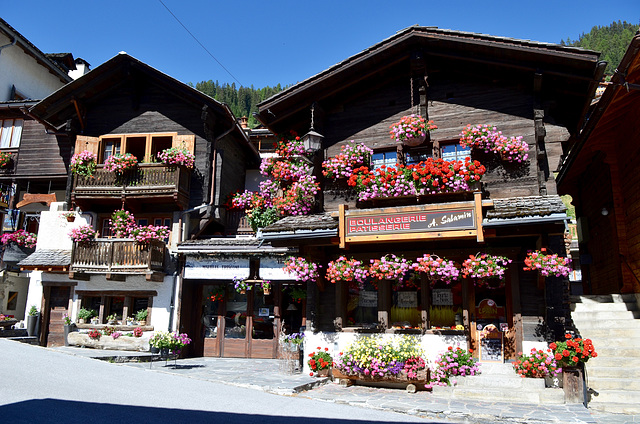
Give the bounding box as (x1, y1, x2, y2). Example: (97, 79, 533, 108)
(332, 368, 430, 392)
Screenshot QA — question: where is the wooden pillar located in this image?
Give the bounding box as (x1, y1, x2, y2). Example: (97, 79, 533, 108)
(420, 274, 430, 330)
(334, 281, 346, 330)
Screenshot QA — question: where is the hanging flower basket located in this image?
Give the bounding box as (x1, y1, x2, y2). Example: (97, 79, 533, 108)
(462, 253, 511, 288)
(369, 254, 412, 283)
(71, 150, 97, 177)
(322, 141, 373, 179)
(412, 254, 460, 285)
(523, 248, 572, 277)
(283, 256, 320, 282)
(233, 276, 251, 294)
(326, 256, 369, 289)
(389, 115, 437, 146)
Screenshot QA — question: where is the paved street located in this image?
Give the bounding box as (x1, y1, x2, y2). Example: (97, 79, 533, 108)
(1, 339, 639, 424)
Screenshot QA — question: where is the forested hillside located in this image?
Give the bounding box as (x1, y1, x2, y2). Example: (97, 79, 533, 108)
(192, 81, 286, 128)
(561, 20, 639, 74)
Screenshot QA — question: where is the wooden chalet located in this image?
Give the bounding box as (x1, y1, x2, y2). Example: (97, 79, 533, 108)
(557, 33, 640, 295)
(242, 26, 604, 362)
(21, 53, 257, 347)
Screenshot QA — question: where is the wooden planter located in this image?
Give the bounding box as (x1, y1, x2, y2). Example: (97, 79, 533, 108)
(332, 368, 430, 392)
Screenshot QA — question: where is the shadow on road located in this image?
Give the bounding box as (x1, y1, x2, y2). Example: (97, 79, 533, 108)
(1, 398, 449, 424)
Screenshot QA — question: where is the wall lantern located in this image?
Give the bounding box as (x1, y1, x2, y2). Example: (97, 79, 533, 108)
(302, 130, 323, 154)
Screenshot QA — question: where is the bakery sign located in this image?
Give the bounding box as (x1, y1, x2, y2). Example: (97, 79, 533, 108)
(339, 199, 483, 246)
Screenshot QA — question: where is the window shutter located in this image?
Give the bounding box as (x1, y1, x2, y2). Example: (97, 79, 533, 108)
(75, 135, 101, 157)
(172, 135, 195, 154)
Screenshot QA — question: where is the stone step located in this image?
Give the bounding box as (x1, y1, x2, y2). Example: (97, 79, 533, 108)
(589, 346, 640, 358)
(587, 389, 640, 406)
(570, 318, 640, 329)
(570, 294, 638, 304)
(587, 366, 640, 379)
(572, 337, 640, 347)
(572, 327, 640, 338)
(588, 402, 640, 415)
(585, 356, 640, 368)
(571, 310, 640, 320)
(571, 302, 639, 312)
(444, 387, 564, 404)
(587, 377, 640, 391)
(452, 374, 545, 390)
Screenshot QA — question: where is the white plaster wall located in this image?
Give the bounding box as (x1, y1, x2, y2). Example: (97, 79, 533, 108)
(24, 270, 43, 318)
(302, 331, 468, 375)
(36, 206, 93, 250)
(0, 34, 66, 101)
(66, 273, 176, 332)
(522, 341, 548, 354)
(1, 273, 29, 319)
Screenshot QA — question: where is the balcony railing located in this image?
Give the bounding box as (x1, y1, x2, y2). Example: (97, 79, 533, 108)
(70, 238, 165, 276)
(225, 210, 254, 235)
(72, 163, 190, 209)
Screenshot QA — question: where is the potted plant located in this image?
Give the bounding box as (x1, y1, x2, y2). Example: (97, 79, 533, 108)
(157, 147, 195, 168)
(103, 153, 138, 175)
(135, 309, 148, 326)
(325, 256, 369, 290)
(106, 313, 117, 325)
(307, 346, 333, 377)
(412, 254, 461, 285)
(513, 348, 561, 386)
(523, 249, 572, 277)
(260, 280, 272, 296)
(0, 152, 13, 169)
(1, 230, 37, 263)
(462, 253, 512, 289)
(334, 336, 429, 387)
(289, 287, 306, 304)
(284, 256, 321, 282)
(77, 307, 93, 324)
(26, 305, 39, 337)
(389, 114, 437, 146)
(68, 225, 98, 244)
(233, 277, 251, 294)
(109, 209, 136, 238)
(149, 331, 192, 356)
(427, 346, 480, 388)
(129, 224, 169, 244)
(126, 316, 136, 326)
(64, 211, 76, 222)
(70, 150, 97, 177)
(321, 141, 373, 180)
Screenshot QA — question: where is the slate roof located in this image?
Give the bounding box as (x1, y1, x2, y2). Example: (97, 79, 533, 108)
(18, 249, 71, 267)
(486, 196, 566, 219)
(261, 213, 338, 233)
(178, 237, 291, 254)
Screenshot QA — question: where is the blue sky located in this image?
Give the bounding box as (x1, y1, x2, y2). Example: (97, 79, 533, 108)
(2, 1, 639, 88)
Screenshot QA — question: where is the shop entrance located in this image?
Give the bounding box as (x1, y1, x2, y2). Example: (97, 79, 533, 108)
(470, 282, 511, 362)
(185, 282, 305, 358)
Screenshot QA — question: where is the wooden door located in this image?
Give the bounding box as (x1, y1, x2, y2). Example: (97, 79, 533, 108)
(46, 286, 71, 347)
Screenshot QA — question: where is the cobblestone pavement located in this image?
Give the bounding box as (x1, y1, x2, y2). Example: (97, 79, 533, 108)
(51, 347, 640, 424)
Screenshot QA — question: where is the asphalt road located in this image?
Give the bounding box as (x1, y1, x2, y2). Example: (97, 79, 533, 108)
(0, 339, 451, 424)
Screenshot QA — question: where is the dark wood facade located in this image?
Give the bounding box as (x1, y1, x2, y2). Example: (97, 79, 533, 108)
(254, 27, 603, 357)
(558, 34, 640, 295)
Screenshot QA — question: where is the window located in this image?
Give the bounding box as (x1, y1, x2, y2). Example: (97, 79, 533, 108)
(405, 148, 432, 165)
(0, 119, 23, 148)
(372, 150, 397, 170)
(347, 281, 379, 327)
(101, 138, 121, 162)
(441, 142, 471, 162)
(6, 291, 18, 310)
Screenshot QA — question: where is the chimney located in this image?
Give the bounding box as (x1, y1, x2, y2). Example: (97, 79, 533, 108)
(239, 116, 249, 129)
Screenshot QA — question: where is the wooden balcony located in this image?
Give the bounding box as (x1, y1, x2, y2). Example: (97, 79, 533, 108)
(72, 163, 190, 210)
(70, 238, 165, 281)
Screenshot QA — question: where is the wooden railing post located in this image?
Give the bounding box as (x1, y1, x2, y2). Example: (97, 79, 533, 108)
(107, 239, 114, 272)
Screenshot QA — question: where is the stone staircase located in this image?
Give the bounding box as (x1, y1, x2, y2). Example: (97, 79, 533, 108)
(570, 294, 640, 415)
(431, 362, 564, 404)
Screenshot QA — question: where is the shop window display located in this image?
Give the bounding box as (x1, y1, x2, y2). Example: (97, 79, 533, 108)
(224, 290, 247, 339)
(429, 280, 463, 329)
(347, 281, 378, 327)
(252, 292, 274, 339)
(202, 285, 223, 338)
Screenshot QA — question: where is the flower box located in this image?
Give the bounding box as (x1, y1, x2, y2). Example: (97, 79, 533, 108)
(332, 368, 431, 392)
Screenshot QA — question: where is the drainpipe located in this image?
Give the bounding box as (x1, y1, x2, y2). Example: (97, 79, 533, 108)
(168, 270, 179, 332)
(0, 34, 17, 55)
(177, 203, 208, 242)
